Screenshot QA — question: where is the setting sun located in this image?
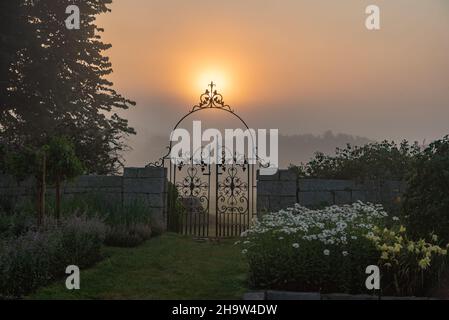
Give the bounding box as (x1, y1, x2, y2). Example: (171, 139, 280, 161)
(196, 69, 230, 95)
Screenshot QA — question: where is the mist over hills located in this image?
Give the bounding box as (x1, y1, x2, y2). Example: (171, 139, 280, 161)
(278, 131, 372, 168)
(125, 130, 372, 169)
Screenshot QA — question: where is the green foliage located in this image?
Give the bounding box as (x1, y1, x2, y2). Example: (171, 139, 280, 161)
(45, 194, 155, 246)
(368, 226, 448, 297)
(3, 137, 84, 220)
(291, 140, 420, 182)
(49, 194, 152, 227)
(104, 224, 152, 248)
(1, 0, 135, 174)
(45, 136, 84, 185)
(402, 136, 449, 242)
(0, 210, 35, 240)
(241, 203, 448, 296)
(4, 145, 45, 182)
(167, 182, 184, 232)
(240, 203, 382, 294)
(0, 215, 106, 298)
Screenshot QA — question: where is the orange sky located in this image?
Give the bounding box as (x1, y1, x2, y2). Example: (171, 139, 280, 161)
(97, 0, 449, 166)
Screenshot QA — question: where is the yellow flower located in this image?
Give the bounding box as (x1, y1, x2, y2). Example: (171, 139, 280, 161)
(393, 243, 402, 253)
(418, 257, 431, 270)
(399, 226, 406, 233)
(432, 234, 438, 242)
(381, 252, 389, 260)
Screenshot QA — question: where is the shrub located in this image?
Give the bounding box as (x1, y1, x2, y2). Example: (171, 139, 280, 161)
(47, 194, 153, 229)
(104, 223, 152, 248)
(241, 202, 448, 296)
(402, 135, 449, 242)
(54, 215, 107, 268)
(240, 202, 384, 293)
(291, 140, 420, 182)
(0, 211, 35, 239)
(368, 226, 448, 296)
(0, 215, 106, 298)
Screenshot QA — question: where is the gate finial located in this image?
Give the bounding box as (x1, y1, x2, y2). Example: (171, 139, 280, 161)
(192, 82, 232, 112)
(208, 81, 216, 94)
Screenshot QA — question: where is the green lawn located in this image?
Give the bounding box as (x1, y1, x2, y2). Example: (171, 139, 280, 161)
(31, 233, 249, 300)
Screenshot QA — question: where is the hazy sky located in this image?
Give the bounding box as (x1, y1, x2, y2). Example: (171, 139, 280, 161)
(98, 0, 449, 166)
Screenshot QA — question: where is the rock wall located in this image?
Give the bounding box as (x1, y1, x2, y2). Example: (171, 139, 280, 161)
(257, 169, 406, 213)
(0, 167, 167, 231)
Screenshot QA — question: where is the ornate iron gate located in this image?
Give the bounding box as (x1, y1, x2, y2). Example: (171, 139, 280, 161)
(148, 83, 264, 238)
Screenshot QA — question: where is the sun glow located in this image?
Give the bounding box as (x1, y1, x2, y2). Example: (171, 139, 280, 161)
(196, 69, 230, 96)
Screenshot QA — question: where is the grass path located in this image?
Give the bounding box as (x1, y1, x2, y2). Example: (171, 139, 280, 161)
(31, 233, 248, 300)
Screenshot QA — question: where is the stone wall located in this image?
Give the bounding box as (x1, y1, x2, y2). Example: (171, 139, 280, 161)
(0, 167, 168, 231)
(257, 169, 406, 213)
(123, 167, 167, 231)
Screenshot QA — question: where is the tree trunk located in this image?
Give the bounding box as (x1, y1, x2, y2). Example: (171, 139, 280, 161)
(55, 176, 61, 220)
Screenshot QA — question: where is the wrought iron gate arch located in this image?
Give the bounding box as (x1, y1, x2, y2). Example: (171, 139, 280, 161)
(147, 82, 266, 238)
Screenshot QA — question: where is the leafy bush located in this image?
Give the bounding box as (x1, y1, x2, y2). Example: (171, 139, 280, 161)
(104, 223, 152, 247)
(48, 194, 152, 228)
(46, 194, 157, 242)
(402, 136, 449, 242)
(0, 215, 106, 298)
(368, 226, 448, 296)
(0, 211, 35, 239)
(291, 140, 420, 182)
(240, 202, 448, 296)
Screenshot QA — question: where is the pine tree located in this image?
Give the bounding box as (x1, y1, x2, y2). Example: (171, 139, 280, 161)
(3, 0, 136, 174)
(0, 1, 28, 136)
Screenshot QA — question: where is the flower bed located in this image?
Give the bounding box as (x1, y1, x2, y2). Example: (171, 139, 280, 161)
(240, 202, 448, 296)
(0, 215, 106, 298)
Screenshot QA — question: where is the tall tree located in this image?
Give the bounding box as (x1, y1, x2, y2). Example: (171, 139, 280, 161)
(3, 0, 135, 174)
(0, 1, 28, 137)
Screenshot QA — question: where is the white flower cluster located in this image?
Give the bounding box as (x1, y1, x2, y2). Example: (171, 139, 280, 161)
(242, 201, 388, 254)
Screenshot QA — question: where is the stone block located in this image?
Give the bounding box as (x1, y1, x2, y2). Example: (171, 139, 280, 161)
(267, 196, 297, 211)
(279, 196, 298, 209)
(67, 176, 90, 188)
(298, 191, 333, 207)
(351, 190, 367, 202)
(334, 190, 352, 205)
(323, 179, 355, 191)
(123, 178, 165, 194)
(298, 179, 354, 191)
(149, 207, 166, 232)
(148, 193, 165, 207)
(137, 167, 166, 179)
(279, 169, 297, 181)
(123, 167, 139, 178)
(257, 195, 270, 212)
(96, 176, 123, 188)
(257, 170, 279, 181)
(243, 292, 266, 300)
(257, 181, 297, 196)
